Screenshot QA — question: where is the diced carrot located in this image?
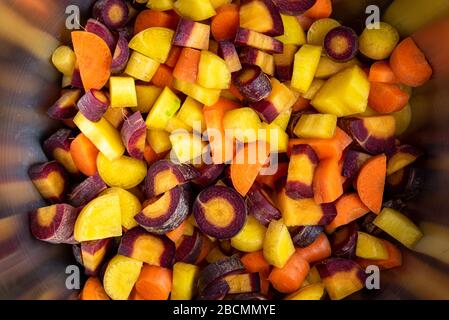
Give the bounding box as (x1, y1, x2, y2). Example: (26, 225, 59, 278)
(70, 133, 99, 176)
(259, 269, 270, 295)
(143, 143, 165, 165)
(268, 252, 310, 293)
(71, 31, 112, 91)
(151, 64, 174, 88)
(195, 236, 214, 264)
(165, 46, 183, 68)
(135, 265, 172, 300)
(295, 233, 331, 263)
(369, 61, 399, 84)
(166, 220, 187, 243)
(304, 0, 332, 19)
(368, 82, 410, 114)
(313, 158, 344, 204)
(129, 288, 146, 300)
(80, 277, 110, 300)
(134, 9, 179, 34)
(203, 97, 240, 164)
(228, 84, 244, 101)
(288, 127, 352, 160)
(241, 251, 270, 273)
(356, 239, 403, 270)
(356, 154, 387, 214)
(211, 4, 240, 41)
(390, 37, 433, 87)
(256, 162, 289, 190)
(231, 142, 270, 196)
(173, 48, 201, 83)
(325, 193, 370, 232)
(291, 95, 311, 112)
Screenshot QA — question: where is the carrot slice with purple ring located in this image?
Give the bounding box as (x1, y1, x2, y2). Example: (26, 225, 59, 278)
(81, 238, 113, 275)
(29, 203, 78, 244)
(47, 89, 82, 120)
(197, 278, 230, 300)
(198, 255, 245, 293)
(290, 225, 324, 248)
(224, 272, 260, 294)
(120, 111, 147, 160)
(28, 161, 68, 204)
(315, 258, 366, 300)
(324, 26, 358, 62)
(192, 164, 226, 188)
(111, 34, 130, 74)
(135, 184, 191, 234)
(193, 186, 247, 239)
(246, 182, 281, 226)
(69, 173, 107, 207)
(85, 18, 116, 53)
(232, 65, 272, 103)
(43, 128, 79, 175)
(93, 0, 129, 30)
(285, 144, 319, 199)
(118, 226, 175, 267)
(330, 223, 358, 259)
(175, 229, 204, 263)
(77, 89, 109, 122)
(145, 160, 199, 198)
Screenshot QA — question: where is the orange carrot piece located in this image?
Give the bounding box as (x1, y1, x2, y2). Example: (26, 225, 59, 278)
(288, 128, 352, 160)
(356, 154, 386, 214)
(256, 162, 289, 190)
(143, 143, 166, 166)
(134, 9, 179, 34)
(71, 31, 112, 92)
(173, 47, 201, 83)
(356, 239, 403, 270)
(325, 193, 370, 232)
(166, 220, 187, 243)
(135, 265, 172, 300)
(368, 82, 410, 114)
(295, 233, 331, 263)
(304, 0, 332, 19)
(241, 251, 270, 273)
(291, 95, 311, 112)
(231, 142, 270, 196)
(211, 4, 240, 41)
(151, 64, 174, 88)
(80, 277, 110, 300)
(390, 37, 433, 87)
(203, 97, 240, 164)
(259, 269, 271, 295)
(165, 46, 182, 68)
(129, 288, 146, 300)
(268, 252, 310, 293)
(70, 133, 99, 176)
(369, 61, 399, 84)
(313, 158, 344, 204)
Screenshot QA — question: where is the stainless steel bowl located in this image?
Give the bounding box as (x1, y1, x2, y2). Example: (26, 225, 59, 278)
(1, 0, 449, 299)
